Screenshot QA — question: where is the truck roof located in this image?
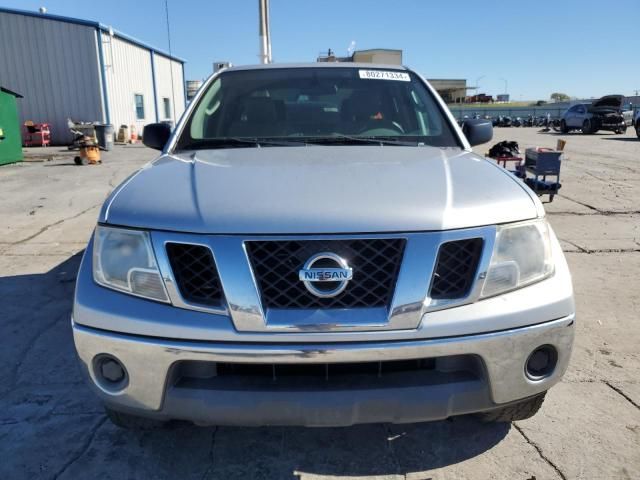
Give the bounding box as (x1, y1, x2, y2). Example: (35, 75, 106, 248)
(223, 62, 409, 72)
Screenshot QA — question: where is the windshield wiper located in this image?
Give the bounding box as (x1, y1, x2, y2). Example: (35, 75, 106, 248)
(177, 135, 422, 151)
(178, 137, 307, 150)
(229, 137, 309, 147)
(305, 134, 420, 146)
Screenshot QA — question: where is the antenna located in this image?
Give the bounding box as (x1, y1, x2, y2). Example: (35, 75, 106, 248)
(165, 0, 177, 122)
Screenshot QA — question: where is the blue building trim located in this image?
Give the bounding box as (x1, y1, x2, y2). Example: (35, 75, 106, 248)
(103, 27, 186, 63)
(95, 29, 111, 125)
(0, 6, 186, 63)
(0, 6, 99, 27)
(150, 51, 159, 122)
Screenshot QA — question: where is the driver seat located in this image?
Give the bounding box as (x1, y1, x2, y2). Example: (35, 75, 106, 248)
(227, 97, 285, 137)
(340, 90, 394, 134)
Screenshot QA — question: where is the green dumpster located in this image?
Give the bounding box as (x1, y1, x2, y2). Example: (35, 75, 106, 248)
(0, 86, 24, 166)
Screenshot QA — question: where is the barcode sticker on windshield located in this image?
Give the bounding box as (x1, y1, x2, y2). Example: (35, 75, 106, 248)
(358, 70, 410, 81)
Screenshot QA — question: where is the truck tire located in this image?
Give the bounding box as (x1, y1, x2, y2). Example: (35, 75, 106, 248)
(477, 392, 547, 423)
(105, 406, 167, 430)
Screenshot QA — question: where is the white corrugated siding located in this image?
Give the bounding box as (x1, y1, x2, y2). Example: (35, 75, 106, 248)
(101, 32, 155, 137)
(0, 11, 104, 144)
(152, 53, 186, 124)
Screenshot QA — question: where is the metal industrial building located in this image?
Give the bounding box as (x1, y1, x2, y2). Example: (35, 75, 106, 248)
(317, 48, 469, 104)
(427, 79, 468, 104)
(317, 48, 403, 64)
(0, 7, 186, 144)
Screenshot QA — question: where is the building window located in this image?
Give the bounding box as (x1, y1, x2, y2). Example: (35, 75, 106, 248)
(134, 94, 145, 120)
(163, 98, 171, 119)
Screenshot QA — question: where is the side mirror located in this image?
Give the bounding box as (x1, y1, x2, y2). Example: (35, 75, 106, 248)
(142, 123, 172, 151)
(462, 119, 493, 146)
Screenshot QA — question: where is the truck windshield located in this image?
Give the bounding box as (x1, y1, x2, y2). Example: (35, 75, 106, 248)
(176, 67, 460, 150)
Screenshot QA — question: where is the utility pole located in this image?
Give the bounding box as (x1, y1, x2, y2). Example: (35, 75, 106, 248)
(258, 0, 272, 64)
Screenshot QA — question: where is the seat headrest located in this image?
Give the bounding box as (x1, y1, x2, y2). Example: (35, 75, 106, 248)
(341, 90, 383, 121)
(242, 97, 280, 124)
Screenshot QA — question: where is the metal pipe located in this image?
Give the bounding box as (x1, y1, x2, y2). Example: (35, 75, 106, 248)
(258, 0, 271, 64)
(265, 0, 272, 63)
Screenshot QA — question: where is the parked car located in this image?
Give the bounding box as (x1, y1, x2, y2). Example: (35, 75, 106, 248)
(560, 95, 628, 134)
(73, 63, 575, 429)
(635, 109, 640, 138)
(622, 102, 634, 126)
(466, 93, 494, 103)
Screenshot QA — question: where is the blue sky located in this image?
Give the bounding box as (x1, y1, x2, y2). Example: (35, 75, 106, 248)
(4, 0, 640, 100)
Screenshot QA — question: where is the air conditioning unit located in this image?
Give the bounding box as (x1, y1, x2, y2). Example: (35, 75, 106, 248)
(213, 61, 232, 73)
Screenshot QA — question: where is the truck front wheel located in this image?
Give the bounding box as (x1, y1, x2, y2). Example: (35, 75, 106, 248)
(477, 392, 547, 423)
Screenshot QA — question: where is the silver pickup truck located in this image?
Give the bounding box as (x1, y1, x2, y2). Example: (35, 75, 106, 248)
(73, 63, 575, 429)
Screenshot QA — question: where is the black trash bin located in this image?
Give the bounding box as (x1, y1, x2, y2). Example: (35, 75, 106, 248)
(95, 124, 114, 151)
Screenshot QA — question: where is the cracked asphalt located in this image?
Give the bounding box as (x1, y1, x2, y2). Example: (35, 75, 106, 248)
(1, 130, 639, 479)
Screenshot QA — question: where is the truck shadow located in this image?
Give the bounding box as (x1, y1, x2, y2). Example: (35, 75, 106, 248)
(601, 137, 639, 142)
(0, 252, 85, 396)
(90, 415, 511, 479)
(0, 252, 510, 479)
(189, 419, 511, 478)
(538, 131, 614, 136)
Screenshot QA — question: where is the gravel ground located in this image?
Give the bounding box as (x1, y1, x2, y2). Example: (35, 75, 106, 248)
(0, 129, 639, 479)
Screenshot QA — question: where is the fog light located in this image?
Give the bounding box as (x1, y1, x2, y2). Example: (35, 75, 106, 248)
(525, 345, 558, 380)
(94, 355, 127, 389)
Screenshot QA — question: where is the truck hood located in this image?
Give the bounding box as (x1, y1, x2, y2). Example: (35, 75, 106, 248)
(101, 146, 538, 234)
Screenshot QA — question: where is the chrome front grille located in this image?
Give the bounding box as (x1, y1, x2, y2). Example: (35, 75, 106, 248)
(151, 226, 495, 332)
(245, 239, 406, 309)
(166, 243, 224, 307)
(430, 238, 483, 300)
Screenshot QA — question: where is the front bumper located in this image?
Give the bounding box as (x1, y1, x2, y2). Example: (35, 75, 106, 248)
(73, 315, 574, 426)
(598, 117, 626, 130)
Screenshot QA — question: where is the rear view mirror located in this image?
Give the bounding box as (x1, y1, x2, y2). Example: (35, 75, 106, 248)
(462, 119, 493, 146)
(143, 123, 172, 151)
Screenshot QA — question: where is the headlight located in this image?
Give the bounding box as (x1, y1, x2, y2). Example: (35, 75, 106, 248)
(93, 226, 169, 302)
(481, 219, 554, 298)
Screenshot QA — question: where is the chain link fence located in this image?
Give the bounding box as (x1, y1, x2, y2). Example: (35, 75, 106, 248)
(448, 106, 566, 121)
(448, 100, 640, 122)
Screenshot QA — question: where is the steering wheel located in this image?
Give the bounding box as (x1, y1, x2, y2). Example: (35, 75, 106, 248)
(359, 125, 404, 136)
